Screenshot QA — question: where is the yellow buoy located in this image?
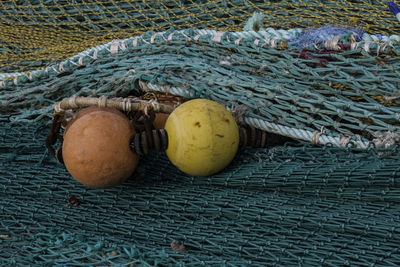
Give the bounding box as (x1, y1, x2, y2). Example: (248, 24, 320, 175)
(165, 99, 239, 176)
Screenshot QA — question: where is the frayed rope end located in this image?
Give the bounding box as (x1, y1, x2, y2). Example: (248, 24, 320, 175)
(243, 12, 265, 32)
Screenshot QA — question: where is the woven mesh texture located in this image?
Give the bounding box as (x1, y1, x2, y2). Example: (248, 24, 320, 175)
(0, 0, 398, 72)
(2, 0, 400, 265)
(3, 27, 400, 147)
(2, 121, 400, 266)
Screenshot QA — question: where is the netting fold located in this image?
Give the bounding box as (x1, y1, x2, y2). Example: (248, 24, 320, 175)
(2, 1, 400, 265)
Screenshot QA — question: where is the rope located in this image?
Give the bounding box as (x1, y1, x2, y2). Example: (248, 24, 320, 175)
(53, 96, 174, 114)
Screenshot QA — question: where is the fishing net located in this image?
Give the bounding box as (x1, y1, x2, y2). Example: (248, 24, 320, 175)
(2, 0, 400, 265)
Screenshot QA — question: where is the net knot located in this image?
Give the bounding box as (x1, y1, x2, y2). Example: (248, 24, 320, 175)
(339, 135, 351, 148)
(230, 104, 248, 125)
(311, 126, 325, 145)
(372, 131, 400, 148)
(68, 95, 79, 109)
(122, 98, 132, 112)
(54, 102, 63, 113)
(98, 96, 108, 108)
(144, 99, 160, 116)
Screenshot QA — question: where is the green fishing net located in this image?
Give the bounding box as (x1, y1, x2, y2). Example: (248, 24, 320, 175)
(1, 1, 400, 266)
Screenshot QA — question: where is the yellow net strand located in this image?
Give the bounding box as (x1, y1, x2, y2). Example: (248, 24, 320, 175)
(0, 0, 398, 72)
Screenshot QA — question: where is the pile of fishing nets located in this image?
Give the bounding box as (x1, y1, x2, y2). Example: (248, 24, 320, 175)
(1, 1, 400, 265)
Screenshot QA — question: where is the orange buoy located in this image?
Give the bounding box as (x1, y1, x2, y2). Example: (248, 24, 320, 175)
(62, 106, 138, 188)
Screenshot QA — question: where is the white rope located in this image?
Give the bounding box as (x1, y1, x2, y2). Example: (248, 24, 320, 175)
(138, 81, 376, 149)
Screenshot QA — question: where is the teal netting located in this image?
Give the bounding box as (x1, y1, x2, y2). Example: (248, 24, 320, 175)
(2, 121, 400, 266)
(2, 0, 400, 266)
(4, 26, 400, 147)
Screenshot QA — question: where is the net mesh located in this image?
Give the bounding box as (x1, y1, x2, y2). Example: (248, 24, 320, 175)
(2, 0, 400, 265)
(2, 121, 400, 266)
(0, 0, 399, 72)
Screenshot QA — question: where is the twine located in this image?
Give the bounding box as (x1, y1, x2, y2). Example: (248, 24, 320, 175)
(97, 96, 108, 108)
(311, 126, 326, 145)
